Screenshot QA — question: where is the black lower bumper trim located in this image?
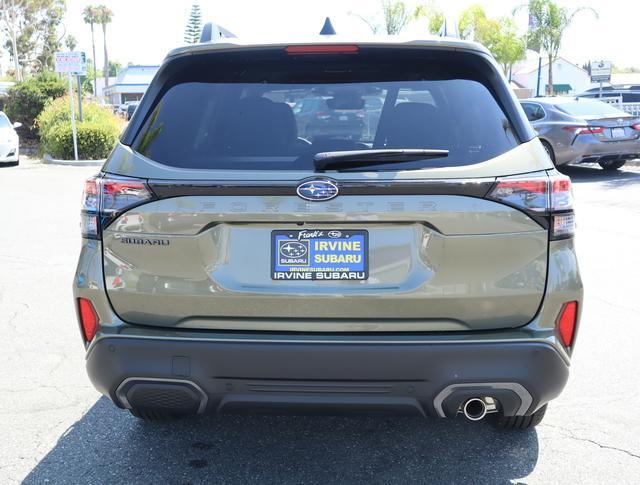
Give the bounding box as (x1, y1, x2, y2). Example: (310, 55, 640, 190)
(86, 336, 569, 418)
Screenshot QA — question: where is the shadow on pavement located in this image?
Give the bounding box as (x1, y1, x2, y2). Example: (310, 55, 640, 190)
(560, 163, 640, 187)
(23, 397, 538, 484)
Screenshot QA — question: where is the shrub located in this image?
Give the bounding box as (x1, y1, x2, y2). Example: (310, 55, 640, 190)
(4, 72, 66, 138)
(37, 96, 123, 160)
(44, 122, 120, 160)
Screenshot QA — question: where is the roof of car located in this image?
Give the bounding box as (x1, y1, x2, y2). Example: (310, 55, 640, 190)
(165, 35, 490, 60)
(520, 96, 597, 105)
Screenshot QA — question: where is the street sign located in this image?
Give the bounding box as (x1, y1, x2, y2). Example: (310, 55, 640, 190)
(590, 60, 612, 83)
(55, 51, 86, 161)
(55, 51, 87, 76)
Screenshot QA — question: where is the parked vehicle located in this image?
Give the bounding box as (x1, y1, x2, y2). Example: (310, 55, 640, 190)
(0, 111, 21, 166)
(74, 28, 582, 429)
(521, 97, 640, 170)
(126, 101, 140, 121)
(117, 101, 138, 117)
(293, 95, 364, 141)
(577, 85, 640, 103)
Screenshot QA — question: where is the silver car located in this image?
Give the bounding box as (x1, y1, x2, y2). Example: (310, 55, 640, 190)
(520, 97, 640, 170)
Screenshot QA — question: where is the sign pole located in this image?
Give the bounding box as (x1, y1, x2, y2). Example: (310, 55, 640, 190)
(599, 80, 603, 99)
(77, 74, 83, 122)
(68, 74, 79, 161)
(535, 57, 542, 97)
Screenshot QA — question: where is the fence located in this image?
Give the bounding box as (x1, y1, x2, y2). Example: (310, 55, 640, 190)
(599, 96, 640, 117)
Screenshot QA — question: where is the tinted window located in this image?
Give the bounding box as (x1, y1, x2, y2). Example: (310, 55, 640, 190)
(521, 103, 545, 121)
(132, 50, 520, 171)
(556, 100, 628, 117)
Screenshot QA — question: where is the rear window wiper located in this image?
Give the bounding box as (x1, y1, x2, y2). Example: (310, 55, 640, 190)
(313, 149, 449, 171)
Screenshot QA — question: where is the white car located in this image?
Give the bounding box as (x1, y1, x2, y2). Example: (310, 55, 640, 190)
(0, 111, 21, 165)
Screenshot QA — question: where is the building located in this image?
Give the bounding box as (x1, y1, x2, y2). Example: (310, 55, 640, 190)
(102, 65, 159, 105)
(0, 81, 15, 97)
(512, 54, 591, 96)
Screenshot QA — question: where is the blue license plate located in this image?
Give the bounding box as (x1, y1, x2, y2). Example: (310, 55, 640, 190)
(272, 229, 368, 281)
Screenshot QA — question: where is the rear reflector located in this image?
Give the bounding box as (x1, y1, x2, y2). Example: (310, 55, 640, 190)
(77, 298, 99, 342)
(557, 301, 578, 347)
(285, 45, 359, 55)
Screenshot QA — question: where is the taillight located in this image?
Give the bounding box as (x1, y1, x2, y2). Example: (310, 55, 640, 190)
(81, 174, 154, 239)
(557, 301, 578, 348)
(77, 297, 99, 342)
(562, 125, 604, 135)
(632, 124, 640, 131)
(285, 45, 359, 55)
(316, 111, 331, 120)
(488, 177, 548, 212)
(488, 173, 575, 239)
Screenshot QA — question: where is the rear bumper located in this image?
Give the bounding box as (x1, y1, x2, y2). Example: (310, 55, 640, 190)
(572, 138, 640, 164)
(86, 334, 569, 418)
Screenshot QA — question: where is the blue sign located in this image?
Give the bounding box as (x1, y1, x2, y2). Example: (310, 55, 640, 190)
(272, 229, 368, 280)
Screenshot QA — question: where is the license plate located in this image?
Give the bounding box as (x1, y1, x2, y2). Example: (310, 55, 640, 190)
(272, 229, 368, 280)
(611, 127, 626, 138)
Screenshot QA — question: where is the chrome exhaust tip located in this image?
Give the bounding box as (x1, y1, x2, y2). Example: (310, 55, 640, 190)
(462, 398, 488, 421)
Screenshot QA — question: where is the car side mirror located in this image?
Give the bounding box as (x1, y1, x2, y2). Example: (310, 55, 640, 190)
(12, 122, 22, 129)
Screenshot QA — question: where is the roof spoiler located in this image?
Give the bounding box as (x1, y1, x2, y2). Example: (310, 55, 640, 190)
(438, 16, 460, 38)
(199, 22, 236, 43)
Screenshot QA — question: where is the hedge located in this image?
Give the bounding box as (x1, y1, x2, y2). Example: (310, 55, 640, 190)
(37, 96, 123, 160)
(4, 73, 66, 139)
(44, 122, 119, 160)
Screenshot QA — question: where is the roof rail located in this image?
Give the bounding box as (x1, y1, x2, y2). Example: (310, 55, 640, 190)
(199, 22, 236, 43)
(437, 16, 460, 39)
(319, 17, 336, 35)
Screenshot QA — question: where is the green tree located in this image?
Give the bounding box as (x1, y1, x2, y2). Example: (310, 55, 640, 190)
(353, 1, 442, 35)
(0, 0, 66, 78)
(184, 3, 202, 44)
(94, 5, 113, 89)
(4, 71, 66, 137)
(491, 18, 527, 75)
(457, 6, 526, 76)
(109, 60, 121, 77)
(65, 34, 77, 51)
(458, 4, 487, 41)
(82, 5, 99, 95)
(522, 0, 597, 95)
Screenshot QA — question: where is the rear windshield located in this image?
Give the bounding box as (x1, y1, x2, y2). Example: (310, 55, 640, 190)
(556, 100, 628, 117)
(131, 49, 519, 171)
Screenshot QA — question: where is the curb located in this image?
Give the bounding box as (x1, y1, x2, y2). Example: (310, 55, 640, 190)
(42, 154, 105, 167)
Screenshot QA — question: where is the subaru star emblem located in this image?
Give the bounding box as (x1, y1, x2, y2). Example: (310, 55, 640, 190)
(296, 179, 339, 201)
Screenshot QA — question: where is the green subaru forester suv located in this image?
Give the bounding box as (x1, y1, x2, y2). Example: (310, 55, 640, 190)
(73, 25, 582, 428)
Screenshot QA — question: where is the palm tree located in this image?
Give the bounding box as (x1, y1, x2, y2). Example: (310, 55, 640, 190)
(82, 6, 99, 96)
(94, 5, 113, 88)
(65, 34, 77, 51)
(521, 0, 597, 95)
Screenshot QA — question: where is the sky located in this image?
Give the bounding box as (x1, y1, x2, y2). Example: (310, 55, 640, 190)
(61, 0, 638, 70)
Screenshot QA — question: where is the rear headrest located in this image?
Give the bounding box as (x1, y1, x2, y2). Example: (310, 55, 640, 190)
(221, 96, 297, 154)
(383, 102, 450, 149)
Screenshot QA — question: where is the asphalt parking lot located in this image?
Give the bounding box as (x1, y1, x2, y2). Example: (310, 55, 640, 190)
(1, 159, 639, 484)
